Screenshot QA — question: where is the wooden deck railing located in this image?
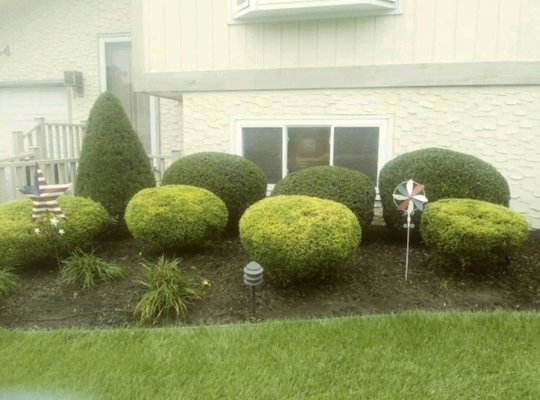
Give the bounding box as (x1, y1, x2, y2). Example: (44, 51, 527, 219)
(0, 118, 169, 202)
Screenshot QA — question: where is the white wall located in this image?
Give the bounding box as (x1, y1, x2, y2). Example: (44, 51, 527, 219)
(138, 0, 540, 73)
(181, 86, 540, 228)
(0, 0, 180, 157)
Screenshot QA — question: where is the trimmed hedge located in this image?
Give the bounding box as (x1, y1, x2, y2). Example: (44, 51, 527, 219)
(379, 148, 510, 234)
(125, 185, 228, 250)
(420, 198, 529, 267)
(239, 195, 361, 285)
(75, 92, 155, 222)
(271, 166, 375, 231)
(161, 152, 266, 231)
(0, 197, 109, 269)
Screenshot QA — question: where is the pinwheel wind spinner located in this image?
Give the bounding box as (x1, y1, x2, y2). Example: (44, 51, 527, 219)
(392, 179, 428, 281)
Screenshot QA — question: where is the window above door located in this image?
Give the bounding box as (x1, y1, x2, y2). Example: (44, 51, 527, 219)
(98, 36, 159, 156)
(233, 115, 393, 193)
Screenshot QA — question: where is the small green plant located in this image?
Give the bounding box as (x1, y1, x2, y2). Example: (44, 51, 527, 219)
(60, 249, 126, 289)
(134, 257, 200, 324)
(0, 267, 20, 297)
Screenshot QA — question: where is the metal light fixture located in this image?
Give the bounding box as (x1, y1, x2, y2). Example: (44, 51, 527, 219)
(244, 261, 263, 315)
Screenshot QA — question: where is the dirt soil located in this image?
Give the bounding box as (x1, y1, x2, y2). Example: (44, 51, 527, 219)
(1, 226, 539, 329)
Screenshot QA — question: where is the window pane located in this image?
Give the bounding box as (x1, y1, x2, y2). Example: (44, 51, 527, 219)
(334, 127, 379, 184)
(243, 128, 282, 184)
(105, 41, 151, 153)
(287, 127, 330, 173)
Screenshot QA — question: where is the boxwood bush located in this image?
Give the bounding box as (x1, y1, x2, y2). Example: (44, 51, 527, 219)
(125, 185, 228, 250)
(239, 195, 361, 285)
(271, 166, 375, 231)
(420, 198, 529, 267)
(0, 197, 108, 269)
(379, 148, 510, 234)
(161, 152, 266, 231)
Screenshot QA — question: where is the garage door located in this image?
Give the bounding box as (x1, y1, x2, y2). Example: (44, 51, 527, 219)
(0, 85, 68, 160)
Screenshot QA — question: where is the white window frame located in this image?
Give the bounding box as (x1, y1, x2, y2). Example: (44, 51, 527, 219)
(231, 115, 393, 194)
(98, 35, 160, 157)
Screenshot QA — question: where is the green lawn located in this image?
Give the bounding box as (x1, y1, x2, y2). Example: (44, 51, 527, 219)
(1, 312, 539, 399)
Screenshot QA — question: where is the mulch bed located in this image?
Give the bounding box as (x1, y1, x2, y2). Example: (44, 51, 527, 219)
(1, 226, 538, 329)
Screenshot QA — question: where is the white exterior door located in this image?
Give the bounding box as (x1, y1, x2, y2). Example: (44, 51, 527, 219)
(0, 85, 68, 159)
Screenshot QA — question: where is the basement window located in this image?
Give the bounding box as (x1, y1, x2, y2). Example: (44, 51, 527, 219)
(233, 115, 393, 192)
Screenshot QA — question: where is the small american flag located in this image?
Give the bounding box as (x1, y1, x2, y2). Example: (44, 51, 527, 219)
(19, 166, 70, 219)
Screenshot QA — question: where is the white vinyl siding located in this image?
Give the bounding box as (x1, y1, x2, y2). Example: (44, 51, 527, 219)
(137, 0, 540, 74)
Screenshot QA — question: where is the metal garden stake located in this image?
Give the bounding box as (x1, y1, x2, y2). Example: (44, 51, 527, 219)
(392, 179, 428, 281)
(244, 261, 264, 315)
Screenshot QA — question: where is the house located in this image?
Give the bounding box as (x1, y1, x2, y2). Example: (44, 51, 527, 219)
(132, 0, 540, 228)
(1, 1, 539, 229)
(0, 0, 181, 199)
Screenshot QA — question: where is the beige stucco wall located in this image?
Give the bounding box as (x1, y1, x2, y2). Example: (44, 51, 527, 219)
(0, 0, 131, 123)
(0, 0, 180, 158)
(159, 98, 183, 160)
(182, 86, 540, 228)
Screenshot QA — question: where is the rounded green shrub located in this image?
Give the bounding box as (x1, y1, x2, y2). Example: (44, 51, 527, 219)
(125, 185, 228, 250)
(239, 195, 361, 285)
(0, 197, 109, 269)
(75, 92, 155, 222)
(420, 198, 529, 267)
(161, 152, 266, 231)
(271, 166, 375, 231)
(379, 148, 510, 234)
(56, 196, 110, 253)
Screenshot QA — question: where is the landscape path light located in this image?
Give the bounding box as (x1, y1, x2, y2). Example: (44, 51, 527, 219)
(244, 261, 263, 315)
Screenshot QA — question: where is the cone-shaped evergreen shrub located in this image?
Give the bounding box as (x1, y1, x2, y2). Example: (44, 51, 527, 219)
(75, 92, 155, 221)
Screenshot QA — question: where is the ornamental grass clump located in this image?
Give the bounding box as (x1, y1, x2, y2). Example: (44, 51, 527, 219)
(271, 165, 376, 231)
(75, 92, 155, 226)
(379, 148, 510, 235)
(60, 249, 126, 290)
(0, 267, 20, 297)
(0, 197, 108, 269)
(161, 152, 266, 232)
(134, 257, 200, 324)
(420, 198, 529, 268)
(240, 195, 361, 285)
(125, 185, 228, 251)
